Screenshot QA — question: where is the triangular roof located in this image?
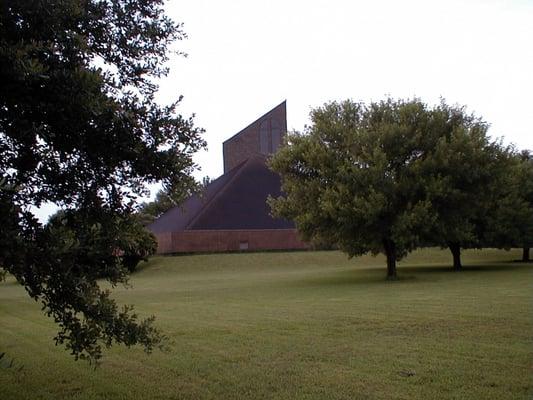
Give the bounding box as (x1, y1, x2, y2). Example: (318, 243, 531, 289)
(148, 155, 294, 233)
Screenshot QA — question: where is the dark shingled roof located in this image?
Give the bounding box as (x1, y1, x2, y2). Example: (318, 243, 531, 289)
(148, 155, 294, 233)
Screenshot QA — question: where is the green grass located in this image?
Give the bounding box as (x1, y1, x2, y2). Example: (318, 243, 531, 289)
(1, 248, 532, 399)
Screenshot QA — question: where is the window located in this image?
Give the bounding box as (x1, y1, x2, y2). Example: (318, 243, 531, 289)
(259, 118, 283, 154)
(271, 119, 281, 151)
(259, 120, 269, 154)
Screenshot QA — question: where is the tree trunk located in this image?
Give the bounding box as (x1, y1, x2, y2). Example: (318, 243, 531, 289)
(523, 247, 530, 262)
(383, 239, 398, 280)
(448, 242, 462, 271)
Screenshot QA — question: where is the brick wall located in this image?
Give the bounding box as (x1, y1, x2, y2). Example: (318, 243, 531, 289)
(223, 127, 260, 173)
(154, 229, 308, 254)
(223, 101, 287, 173)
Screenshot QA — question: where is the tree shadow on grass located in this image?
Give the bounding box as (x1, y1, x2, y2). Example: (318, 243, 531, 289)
(288, 261, 532, 289)
(401, 261, 531, 274)
(287, 269, 417, 288)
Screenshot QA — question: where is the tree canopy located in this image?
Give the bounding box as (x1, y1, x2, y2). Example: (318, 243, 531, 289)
(484, 150, 533, 261)
(0, 0, 204, 362)
(269, 98, 527, 278)
(412, 103, 516, 269)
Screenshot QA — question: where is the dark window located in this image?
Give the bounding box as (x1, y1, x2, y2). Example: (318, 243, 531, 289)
(259, 120, 269, 154)
(271, 119, 281, 152)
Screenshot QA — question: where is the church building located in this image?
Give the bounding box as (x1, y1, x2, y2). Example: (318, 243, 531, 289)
(148, 101, 308, 253)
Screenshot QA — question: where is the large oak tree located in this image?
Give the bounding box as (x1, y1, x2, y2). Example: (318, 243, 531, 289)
(482, 151, 533, 262)
(415, 103, 514, 270)
(270, 99, 439, 279)
(269, 98, 516, 278)
(0, 0, 204, 362)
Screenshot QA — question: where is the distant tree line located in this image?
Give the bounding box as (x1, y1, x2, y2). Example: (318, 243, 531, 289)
(269, 99, 533, 279)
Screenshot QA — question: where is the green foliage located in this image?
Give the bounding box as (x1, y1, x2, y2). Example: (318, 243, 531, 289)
(270, 99, 437, 277)
(137, 187, 184, 226)
(0, 1, 204, 363)
(48, 210, 158, 275)
(484, 151, 533, 252)
(120, 217, 158, 273)
(269, 98, 519, 276)
(21, 207, 166, 362)
(519, 152, 533, 254)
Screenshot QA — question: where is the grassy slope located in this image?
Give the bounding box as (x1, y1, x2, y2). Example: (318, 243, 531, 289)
(0, 248, 532, 400)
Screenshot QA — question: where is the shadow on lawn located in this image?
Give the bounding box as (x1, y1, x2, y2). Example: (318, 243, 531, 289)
(400, 261, 530, 273)
(290, 261, 531, 288)
(289, 270, 416, 288)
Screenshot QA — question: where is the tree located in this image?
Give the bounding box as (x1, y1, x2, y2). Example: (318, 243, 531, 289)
(48, 209, 158, 274)
(269, 99, 441, 279)
(137, 188, 178, 226)
(270, 98, 519, 278)
(481, 150, 533, 262)
(0, 1, 205, 363)
(416, 102, 511, 270)
(518, 150, 533, 262)
(120, 217, 158, 272)
(421, 105, 533, 269)
(517, 151, 533, 261)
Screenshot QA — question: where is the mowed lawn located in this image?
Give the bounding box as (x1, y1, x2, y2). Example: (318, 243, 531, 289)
(1, 249, 532, 400)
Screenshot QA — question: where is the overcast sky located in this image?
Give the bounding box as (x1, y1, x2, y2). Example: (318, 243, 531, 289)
(34, 0, 533, 221)
(159, 0, 533, 181)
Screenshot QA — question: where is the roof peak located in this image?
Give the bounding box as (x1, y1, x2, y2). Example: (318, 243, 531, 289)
(222, 100, 286, 145)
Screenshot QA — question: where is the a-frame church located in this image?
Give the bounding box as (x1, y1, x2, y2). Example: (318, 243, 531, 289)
(148, 101, 308, 253)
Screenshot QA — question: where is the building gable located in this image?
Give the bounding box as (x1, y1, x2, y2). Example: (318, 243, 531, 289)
(222, 101, 287, 173)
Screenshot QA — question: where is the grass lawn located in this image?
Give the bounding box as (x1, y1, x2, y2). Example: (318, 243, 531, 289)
(0, 248, 532, 399)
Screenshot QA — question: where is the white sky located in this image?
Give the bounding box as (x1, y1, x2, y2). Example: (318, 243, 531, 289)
(161, 0, 533, 181)
(34, 0, 533, 221)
